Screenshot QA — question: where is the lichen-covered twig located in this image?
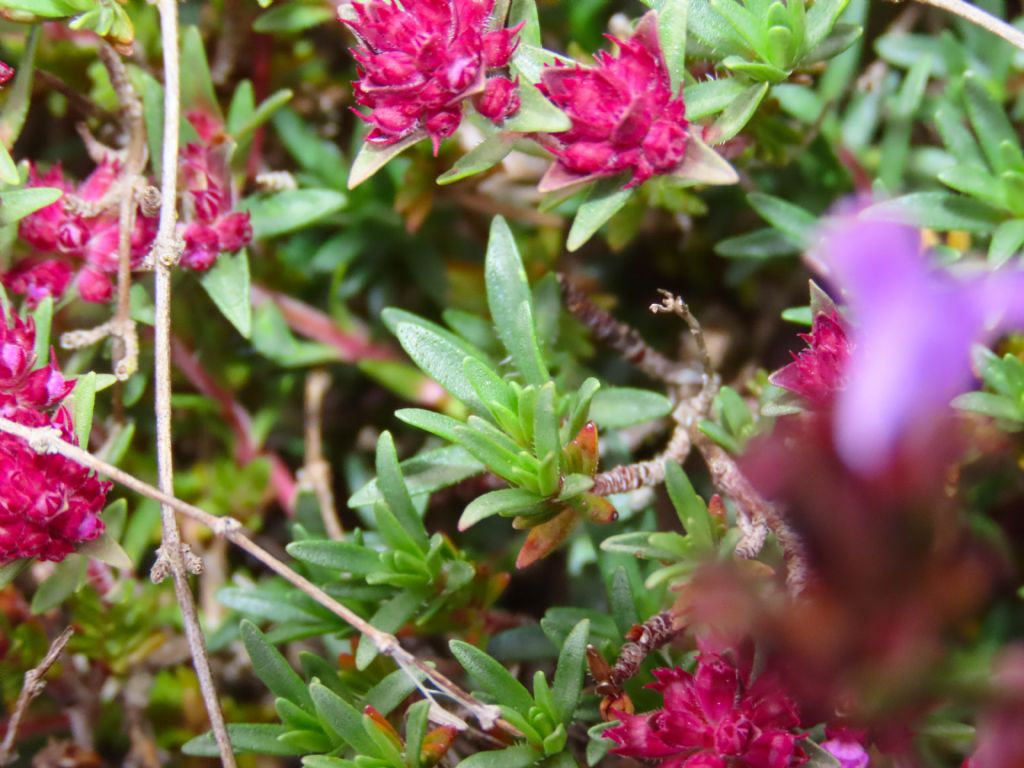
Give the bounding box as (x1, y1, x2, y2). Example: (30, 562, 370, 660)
(587, 611, 683, 719)
(559, 276, 701, 387)
(0, 627, 74, 766)
(0, 416, 517, 739)
(693, 433, 808, 594)
(590, 291, 716, 495)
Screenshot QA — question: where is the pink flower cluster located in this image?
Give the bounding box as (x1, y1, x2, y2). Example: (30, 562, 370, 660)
(10, 161, 156, 305)
(343, 0, 522, 154)
(0, 60, 14, 88)
(8, 120, 252, 304)
(0, 312, 110, 565)
(538, 13, 689, 189)
(179, 137, 253, 271)
(606, 645, 807, 768)
(770, 311, 852, 408)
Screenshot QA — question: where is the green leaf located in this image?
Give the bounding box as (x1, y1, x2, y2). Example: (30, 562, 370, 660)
(952, 391, 1022, 422)
(31, 554, 87, 614)
(30, 296, 53, 368)
(508, 0, 541, 47)
(348, 445, 486, 506)
(232, 88, 294, 143)
(356, 590, 423, 669)
(241, 189, 347, 239)
(803, 740, 842, 768)
(485, 217, 549, 385)
(376, 431, 430, 550)
(989, 219, 1024, 266)
(567, 181, 633, 252)
(349, 133, 422, 189)
(0, 25, 40, 148)
(253, 3, 333, 32)
(673, 135, 738, 185)
(396, 407, 466, 444)
(286, 540, 381, 575)
(390, 319, 489, 412)
(240, 620, 314, 712)
(804, 0, 850, 50)
(657, 0, 688, 92)
(200, 249, 252, 338)
(709, 0, 767, 59)
(0, 0, 93, 17)
(862, 192, 1002, 232)
(551, 619, 589, 724)
(218, 587, 324, 624)
(533, 382, 560, 494)
(450, 640, 536, 716)
(608, 567, 639, 635)
(665, 461, 713, 552)
(747, 193, 816, 244)
(964, 72, 1024, 174)
(501, 82, 572, 133)
(460, 488, 546, 530)
(0, 143, 19, 185)
(715, 228, 801, 259)
(589, 387, 673, 429)
(71, 371, 97, 447)
(438, 134, 515, 185)
(465, 357, 515, 414)
(457, 745, 542, 768)
(0, 187, 62, 227)
(183, 724, 301, 757)
(180, 26, 221, 119)
(310, 682, 380, 755)
(77, 528, 132, 570)
(685, 77, 749, 120)
(0, 559, 30, 589)
(709, 81, 768, 143)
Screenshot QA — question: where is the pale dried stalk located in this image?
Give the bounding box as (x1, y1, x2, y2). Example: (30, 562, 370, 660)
(899, 0, 1024, 52)
(301, 369, 344, 538)
(0, 627, 74, 766)
(0, 416, 513, 737)
(98, 43, 145, 382)
(150, 0, 237, 764)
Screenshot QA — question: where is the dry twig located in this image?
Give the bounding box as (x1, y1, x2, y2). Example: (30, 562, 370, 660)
(0, 416, 517, 738)
(149, 1, 237, 763)
(300, 369, 344, 539)
(896, 0, 1024, 52)
(0, 628, 74, 766)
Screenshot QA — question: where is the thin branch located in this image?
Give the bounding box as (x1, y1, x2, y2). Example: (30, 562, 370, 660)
(300, 369, 344, 539)
(0, 627, 74, 766)
(35, 71, 119, 124)
(590, 291, 717, 496)
(897, 0, 1024, 52)
(559, 276, 701, 387)
(98, 42, 145, 383)
(151, 0, 237, 764)
(692, 433, 808, 595)
(0, 416, 515, 738)
(588, 611, 683, 720)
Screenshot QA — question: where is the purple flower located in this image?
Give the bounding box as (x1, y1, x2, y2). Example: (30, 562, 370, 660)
(537, 12, 688, 190)
(821, 739, 869, 768)
(810, 211, 1024, 474)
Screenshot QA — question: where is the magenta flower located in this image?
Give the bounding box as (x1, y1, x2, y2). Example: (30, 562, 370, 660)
(537, 12, 688, 190)
(343, 0, 522, 154)
(13, 161, 156, 304)
(0, 312, 109, 565)
(810, 211, 1024, 474)
(0, 60, 13, 87)
(770, 311, 852, 407)
(179, 140, 252, 272)
(605, 645, 806, 768)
